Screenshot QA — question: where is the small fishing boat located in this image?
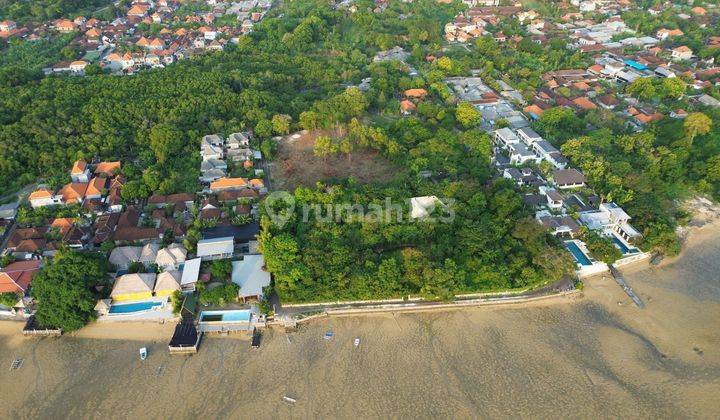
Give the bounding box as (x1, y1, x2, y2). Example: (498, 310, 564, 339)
(353, 338, 360, 347)
(282, 396, 297, 404)
(139, 347, 147, 360)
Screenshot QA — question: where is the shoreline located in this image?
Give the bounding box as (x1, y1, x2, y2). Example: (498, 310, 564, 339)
(2, 219, 719, 417)
(3, 217, 720, 341)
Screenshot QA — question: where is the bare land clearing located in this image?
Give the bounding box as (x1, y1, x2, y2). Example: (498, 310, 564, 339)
(268, 128, 402, 191)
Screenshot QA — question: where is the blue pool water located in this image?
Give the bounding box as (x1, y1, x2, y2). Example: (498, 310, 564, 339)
(565, 242, 592, 266)
(109, 301, 162, 314)
(612, 236, 638, 255)
(200, 310, 251, 322)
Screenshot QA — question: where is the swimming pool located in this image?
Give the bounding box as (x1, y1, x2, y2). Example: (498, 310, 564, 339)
(109, 301, 162, 314)
(612, 236, 638, 255)
(565, 241, 592, 266)
(199, 310, 251, 323)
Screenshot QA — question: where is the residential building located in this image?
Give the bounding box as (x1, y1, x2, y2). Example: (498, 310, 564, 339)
(493, 127, 520, 147)
(110, 273, 156, 301)
(537, 212, 581, 237)
(0, 260, 42, 295)
(516, 127, 542, 145)
(109, 246, 142, 270)
(231, 254, 271, 302)
(154, 270, 181, 296)
(196, 236, 234, 260)
(553, 168, 586, 189)
(180, 257, 201, 292)
(28, 187, 62, 208)
(209, 177, 248, 192)
(155, 243, 187, 270)
(508, 142, 541, 165)
(71, 159, 90, 182)
(671, 46, 693, 61)
(94, 161, 122, 177)
(579, 202, 640, 242)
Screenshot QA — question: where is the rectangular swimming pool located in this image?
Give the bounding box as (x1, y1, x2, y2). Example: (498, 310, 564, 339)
(199, 310, 251, 323)
(565, 241, 592, 266)
(109, 301, 162, 314)
(612, 236, 638, 255)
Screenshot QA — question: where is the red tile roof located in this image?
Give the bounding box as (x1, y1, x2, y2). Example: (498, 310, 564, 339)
(0, 260, 41, 293)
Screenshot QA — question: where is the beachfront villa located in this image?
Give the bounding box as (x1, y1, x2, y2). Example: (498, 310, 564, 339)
(231, 255, 271, 302)
(564, 239, 609, 277)
(154, 270, 182, 297)
(579, 202, 641, 243)
(110, 273, 156, 301)
(180, 257, 201, 292)
(99, 272, 176, 320)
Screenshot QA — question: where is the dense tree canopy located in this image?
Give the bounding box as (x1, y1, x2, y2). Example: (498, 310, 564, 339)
(30, 250, 108, 331)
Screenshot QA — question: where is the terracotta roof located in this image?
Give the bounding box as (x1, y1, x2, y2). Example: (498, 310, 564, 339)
(147, 192, 195, 205)
(657, 28, 683, 37)
(94, 161, 121, 176)
(573, 82, 590, 91)
(71, 159, 88, 175)
(7, 228, 46, 249)
(400, 100, 416, 112)
(56, 19, 75, 29)
(210, 177, 248, 191)
(59, 182, 88, 202)
(404, 88, 427, 98)
(50, 217, 75, 236)
(597, 95, 619, 107)
(117, 207, 140, 229)
(29, 188, 53, 201)
(92, 212, 120, 244)
(635, 112, 663, 124)
(128, 4, 150, 15)
(217, 189, 258, 202)
(86, 177, 107, 196)
(112, 227, 161, 242)
(0, 260, 41, 293)
(572, 97, 597, 110)
(15, 238, 46, 253)
(524, 104, 545, 117)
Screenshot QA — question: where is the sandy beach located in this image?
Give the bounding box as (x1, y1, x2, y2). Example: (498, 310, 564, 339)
(2, 224, 720, 418)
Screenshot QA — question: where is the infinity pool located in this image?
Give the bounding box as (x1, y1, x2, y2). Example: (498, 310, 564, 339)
(200, 310, 251, 322)
(109, 301, 162, 314)
(612, 236, 638, 255)
(565, 241, 592, 266)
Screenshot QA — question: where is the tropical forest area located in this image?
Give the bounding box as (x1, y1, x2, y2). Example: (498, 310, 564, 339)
(1, 0, 720, 304)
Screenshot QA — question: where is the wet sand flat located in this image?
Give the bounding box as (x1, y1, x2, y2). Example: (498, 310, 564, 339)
(2, 227, 720, 418)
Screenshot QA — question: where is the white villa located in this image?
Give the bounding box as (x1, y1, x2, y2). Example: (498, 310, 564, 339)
(579, 202, 640, 242)
(231, 254, 271, 302)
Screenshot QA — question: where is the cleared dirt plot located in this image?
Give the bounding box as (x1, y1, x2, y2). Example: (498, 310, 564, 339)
(268, 128, 401, 191)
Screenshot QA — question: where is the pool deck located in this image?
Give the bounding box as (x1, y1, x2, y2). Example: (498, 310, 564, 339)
(98, 300, 177, 322)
